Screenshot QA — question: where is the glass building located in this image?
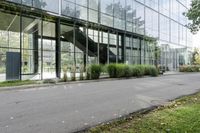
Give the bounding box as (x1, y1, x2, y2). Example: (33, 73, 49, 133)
(0, 0, 193, 81)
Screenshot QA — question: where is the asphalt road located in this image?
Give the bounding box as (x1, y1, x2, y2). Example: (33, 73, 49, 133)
(0, 73, 200, 133)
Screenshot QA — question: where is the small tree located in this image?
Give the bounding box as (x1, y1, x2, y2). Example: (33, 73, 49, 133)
(155, 44, 161, 68)
(192, 48, 200, 65)
(63, 66, 68, 82)
(79, 65, 84, 80)
(71, 65, 76, 81)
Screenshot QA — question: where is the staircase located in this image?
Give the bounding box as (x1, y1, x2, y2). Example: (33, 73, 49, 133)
(63, 28, 119, 64)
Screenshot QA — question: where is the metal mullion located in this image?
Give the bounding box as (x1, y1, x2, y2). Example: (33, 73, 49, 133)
(86, 25, 89, 65)
(41, 17, 43, 80)
(98, 0, 101, 24)
(20, 11, 22, 80)
(107, 31, 110, 64)
(123, 33, 126, 64)
(85, 24, 89, 72)
(73, 23, 76, 67)
(139, 38, 142, 65)
(131, 36, 133, 64)
(116, 32, 119, 63)
(97, 27, 100, 64)
(56, 18, 61, 78)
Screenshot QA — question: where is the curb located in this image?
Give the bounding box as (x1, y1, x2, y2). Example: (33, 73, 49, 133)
(0, 77, 147, 92)
(0, 72, 192, 92)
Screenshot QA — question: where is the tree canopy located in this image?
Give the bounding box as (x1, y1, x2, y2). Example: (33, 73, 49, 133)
(185, 0, 200, 34)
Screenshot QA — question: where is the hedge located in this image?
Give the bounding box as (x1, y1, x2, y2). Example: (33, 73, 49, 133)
(107, 64, 117, 78)
(86, 64, 159, 80)
(179, 65, 200, 72)
(107, 64, 159, 78)
(87, 64, 102, 79)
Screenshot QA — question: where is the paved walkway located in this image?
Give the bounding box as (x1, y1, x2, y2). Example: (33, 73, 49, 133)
(163, 71, 182, 75)
(0, 73, 200, 133)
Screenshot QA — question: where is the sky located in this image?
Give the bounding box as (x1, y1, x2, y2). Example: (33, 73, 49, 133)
(193, 32, 200, 48)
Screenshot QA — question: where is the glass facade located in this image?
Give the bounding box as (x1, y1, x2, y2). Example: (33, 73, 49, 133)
(0, 0, 193, 81)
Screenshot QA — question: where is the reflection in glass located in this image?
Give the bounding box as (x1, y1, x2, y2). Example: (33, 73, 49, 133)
(62, 1, 76, 17)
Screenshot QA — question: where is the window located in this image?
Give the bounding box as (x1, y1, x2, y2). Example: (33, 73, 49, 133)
(76, 5, 88, 20)
(76, 0, 87, 7)
(145, 0, 158, 11)
(101, 0, 113, 16)
(159, 0, 170, 17)
(88, 0, 99, 10)
(160, 15, 170, 41)
(145, 8, 159, 38)
(33, 0, 59, 13)
(171, 0, 179, 21)
(89, 9, 98, 23)
(62, 0, 76, 17)
(171, 21, 179, 44)
(133, 1, 145, 35)
(101, 13, 113, 27)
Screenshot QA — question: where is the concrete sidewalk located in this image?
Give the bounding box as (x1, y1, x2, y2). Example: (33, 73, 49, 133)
(163, 71, 183, 75)
(0, 73, 200, 133)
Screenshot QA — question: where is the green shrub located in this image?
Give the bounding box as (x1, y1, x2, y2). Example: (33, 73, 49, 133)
(132, 65, 145, 77)
(87, 64, 102, 79)
(101, 64, 108, 74)
(79, 65, 84, 80)
(63, 72, 68, 82)
(188, 66, 195, 72)
(62, 67, 68, 82)
(193, 65, 200, 72)
(43, 79, 57, 84)
(115, 64, 126, 78)
(79, 72, 84, 80)
(137, 66, 145, 77)
(180, 66, 187, 72)
(107, 64, 133, 78)
(130, 65, 135, 76)
(71, 76, 76, 81)
(143, 65, 151, 75)
(86, 66, 91, 80)
(107, 64, 159, 78)
(179, 65, 200, 72)
(107, 64, 117, 78)
(149, 66, 159, 77)
(71, 66, 76, 81)
(124, 65, 132, 77)
(91, 64, 102, 79)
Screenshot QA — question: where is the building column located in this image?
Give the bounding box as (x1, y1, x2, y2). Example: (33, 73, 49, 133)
(97, 28, 100, 64)
(139, 39, 142, 64)
(107, 31, 110, 64)
(56, 18, 61, 78)
(122, 34, 126, 63)
(116, 33, 119, 63)
(40, 18, 43, 80)
(33, 28, 39, 74)
(19, 12, 22, 80)
(83, 27, 87, 70)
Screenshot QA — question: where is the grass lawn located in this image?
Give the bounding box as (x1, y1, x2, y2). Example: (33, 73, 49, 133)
(89, 92, 200, 133)
(0, 80, 37, 87)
